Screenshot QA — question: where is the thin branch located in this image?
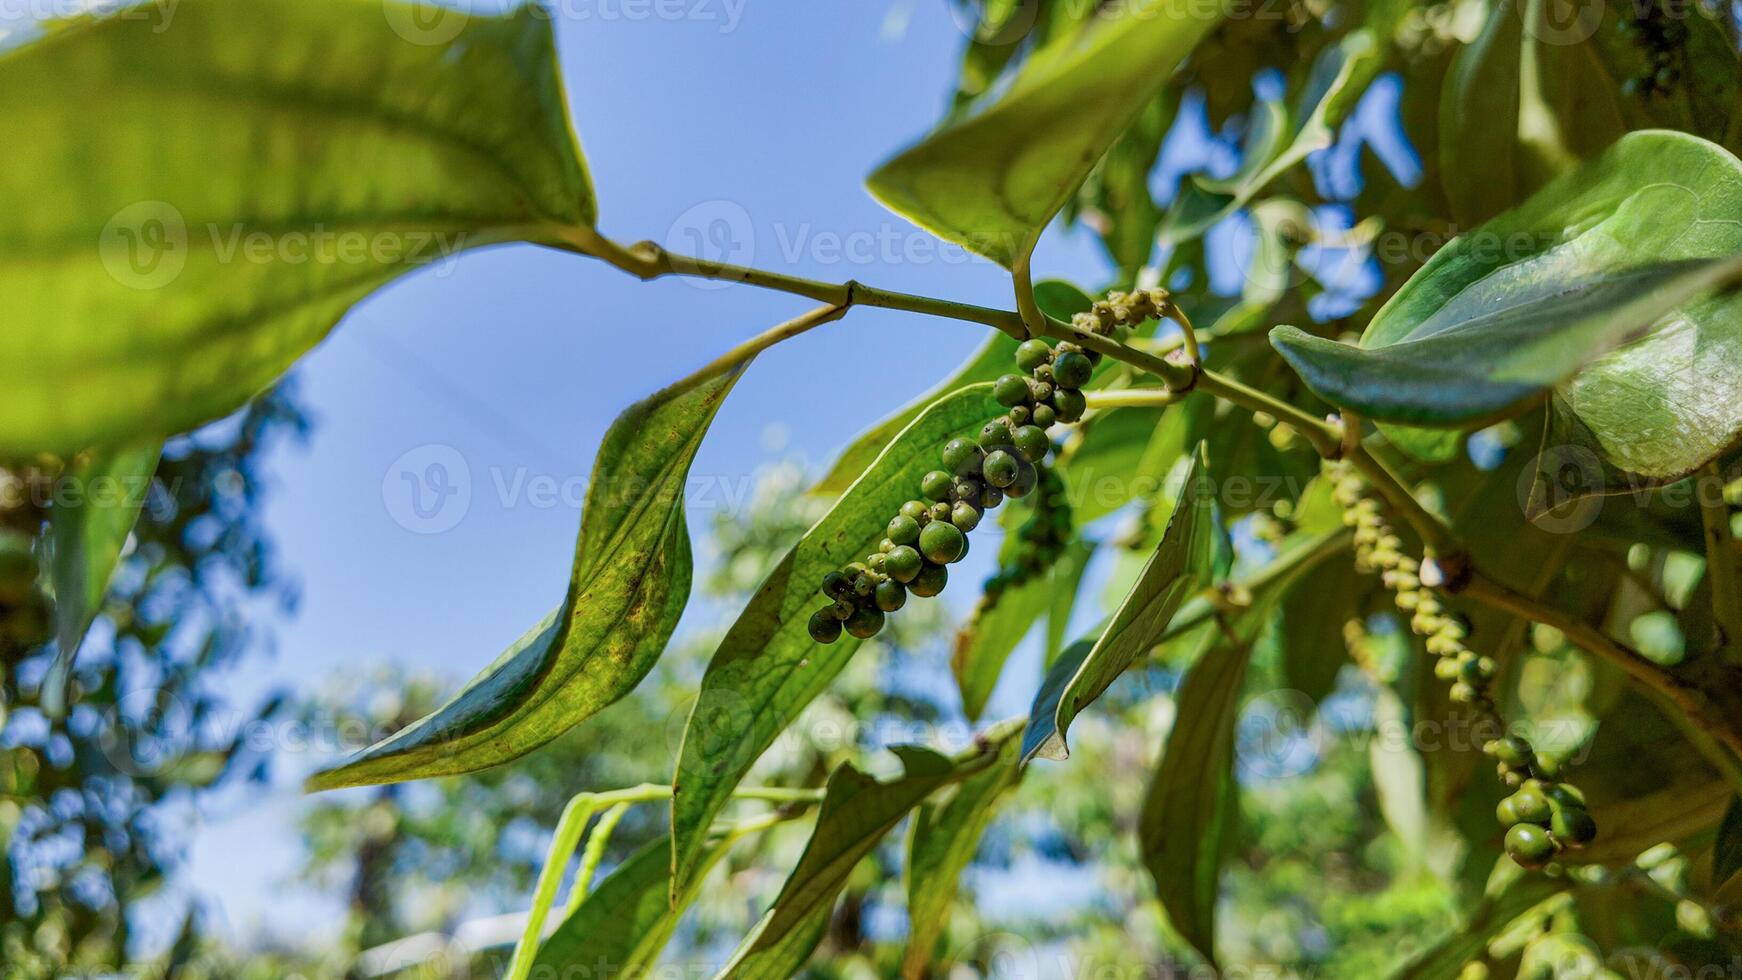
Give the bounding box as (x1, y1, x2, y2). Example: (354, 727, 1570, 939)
(1697, 462, 1742, 659)
(566, 800, 631, 916)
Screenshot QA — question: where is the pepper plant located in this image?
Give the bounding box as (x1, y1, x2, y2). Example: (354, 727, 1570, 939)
(4, 0, 1742, 974)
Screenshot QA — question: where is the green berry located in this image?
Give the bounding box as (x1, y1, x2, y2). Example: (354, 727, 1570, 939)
(1504, 823, 1556, 870)
(982, 450, 1019, 488)
(1028, 379, 1055, 403)
(1013, 425, 1049, 462)
(886, 546, 923, 583)
(879, 538, 896, 554)
(830, 598, 857, 620)
(979, 485, 1005, 510)
(919, 520, 967, 565)
(808, 610, 843, 644)
(1053, 351, 1093, 387)
(941, 438, 983, 475)
(909, 563, 949, 597)
(951, 501, 982, 532)
(874, 579, 907, 613)
(1007, 405, 1031, 426)
(1031, 404, 1057, 428)
(930, 501, 953, 522)
(1509, 782, 1553, 825)
(822, 571, 853, 600)
(900, 500, 929, 522)
(1549, 806, 1597, 849)
(951, 477, 985, 503)
(844, 605, 886, 639)
(853, 574, 876, 597)
(1004, 460, 1039, 499)
(980, 418, 1016, 449)
(921, 470, 954, 502)
(1545, 783, 1586, 809)
(994, 374, 1032, 407)
(887, 514, 921, 546)
(1015, 339, 1053, 371)
(1432, 657, 1462, 681)
(1485, 736, 1534, 767)
(1496, 796, 1522, 827)
(1052, 388, 1086, 423)
(867, 553, 888, 575)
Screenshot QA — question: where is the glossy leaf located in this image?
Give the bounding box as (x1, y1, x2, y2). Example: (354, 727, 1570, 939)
(1272, 132, 1742, 437)
(1159, 32, 1379, 245)
(720, 746, 976, 979)
(1138, 636, 1251, 965)
(0, 0, 594, 455)
(1021, 446, 1215, 763)
(43, 442, 162, 712)
(867, 0, 1225, 268)
(308, 366, 745, 791)
(901, 721, 1025, 979)
(670, 386, 1004, 897)
(533, 832, 730, 976)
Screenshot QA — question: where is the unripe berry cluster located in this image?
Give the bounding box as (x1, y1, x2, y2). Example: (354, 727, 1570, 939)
(0, 467, 51, 654)
(1330, 462, 1596, 870)
(808, 334, 1097, 645)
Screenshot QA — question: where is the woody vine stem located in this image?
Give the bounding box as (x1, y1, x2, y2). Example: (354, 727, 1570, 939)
(555, 226, 1742, 766)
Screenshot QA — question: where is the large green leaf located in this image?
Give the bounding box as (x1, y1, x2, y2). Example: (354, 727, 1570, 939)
(42, 442, 162, 712)
(866, 0, 1225, 268)
(901, 721, 1025, 979)
(1159, 31, 1379, 245)
(1138, 633, 1250, 966)
(670, 386, 1004, 897)
(0, 0, 593, 454)
(1272, 132, 1742, 444)
(719, 746, 979, 979)
(533, 832, 731, 976)
(308, 366, 744, 791)
(1021, 446, 1216, 763)
(952, 570, 1051, 722)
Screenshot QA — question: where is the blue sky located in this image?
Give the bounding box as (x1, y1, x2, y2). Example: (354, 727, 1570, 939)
(179, 0, 1119, 945)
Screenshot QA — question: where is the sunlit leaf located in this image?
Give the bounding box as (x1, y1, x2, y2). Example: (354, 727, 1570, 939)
(867, 0, 1225, 268)
(1021, 446, 1216, 763)
(0, 0, 594, 454)
(308, 366, 745, 791)
(670, 386, 1004, 897)
(1392, 872, 1568, 979)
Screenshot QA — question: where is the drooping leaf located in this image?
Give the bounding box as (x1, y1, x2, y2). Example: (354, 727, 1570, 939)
(952, 569, 1052, 722)
(1137, 635, 1251, 966)
(533, 832, 731, 976)
(719, 746, 979, 979)
(1159, 31, 1380, 245)
(1368, 685, 1430, 863)
(670, 386, 1004, 897)
(809, 281, 1090, 496)
(867, 0, 1225, 268)
(900, 721, 1025, 979)
(1021, 446, 1216, 763)
(1274, 552, 1363, 705)
(1045, 539, 1095, 668)
(1272, 133, 1742, 443)
(0, 0, 594, 455)
(1391, 872, 1568, 980)
(43, 442, 162, 712)
(308, 365, 745, 791)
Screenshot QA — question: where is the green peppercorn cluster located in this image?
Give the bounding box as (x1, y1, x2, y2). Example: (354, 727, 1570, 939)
(0, 467, 51, 656)
(807, 334, 1096, 645)
(1618, 2, 1686, 98)
(1329, 462, 1596, 871)
(977, 467, 1071, 609)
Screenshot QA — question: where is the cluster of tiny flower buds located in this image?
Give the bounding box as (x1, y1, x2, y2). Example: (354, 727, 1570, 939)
(1071, 286, 1172, 339)
(1330, 461, 1596, 870)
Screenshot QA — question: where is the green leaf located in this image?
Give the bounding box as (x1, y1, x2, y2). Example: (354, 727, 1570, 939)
(1159, 32, 1380, 245)
(1391, 873, 1568, 980)
(307, 366, 745, 791)
(1369, 685, 1429, 862)
(901, 720, 1025, 978)
(1138, 635, 1251, 966)
(1574, 776, 1733, 867)
(533, 832, 730, 976)
(1021, 446, 1216, 763)
(1713, 796, 1742, 897)
(1272, 132, 1742, 435)
(670, 385, 1004, 897)
(43, 442, 161, 713)
(720, 746, 977, 979)
(952, 571, 1051, 722)
(1274, 553, 1362, 705)
(0, 0, 593, 455)
(1045, 539, 1095, 668)
(866, 0, 1225, 268)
